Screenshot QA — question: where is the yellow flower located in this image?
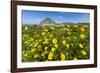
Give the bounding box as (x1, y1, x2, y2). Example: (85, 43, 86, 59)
(52, 38, 57, 44)
(67, 25, 70, 27)
(65, 28, 70, 31)
(51, 27, 55, 30)
(80, 28, 85, 32)
(62, 37, 65, 39)
(22, 51, 25, 54)
(44, 51, 48, 54)
(68, 32, 71, 35)
(62, 40, 66, 45)
(33, 42, 38, 47)
(42, 53, 45, 57)
(66, 52, 68, 56)
(30, 38, 34, 41)
(24, 53, 27, 57)
(83, 25, 88, 27)
(44, 47, 48, 50)
(39, 39, 42, 42)
(50, 34, 53, 37)
(61, 53, 65, 61)
(41, 32, 45, 35)
(43, 41, 48, 44)
(34, 54, 39, 58)
(54, 44, 58, 48)
(44, 29, 48, 32)
(67, 37, 70, 40)
(25, 26, 28, 30)
(71, 43, 74, 47)
(66, 44, 70, 48)
(43, 39, 49, 44)
(31, 48, 35, 53)
(38, 45, 42, 48)
(24, 41, 28, 44)
(45, 60, 49, 62)
(35, 40, 38, 42)
(51, 47, 56, 52)
(80, 34, 85, 39)
(73, 57, 77, 60)
(81, 50, 87, 55)
(48, 52, 53, 60)
(74, 25, 78, 28)
(30, 44, 33, 46)
(23, 34, 28, 38)
(79, 44, 84, 48)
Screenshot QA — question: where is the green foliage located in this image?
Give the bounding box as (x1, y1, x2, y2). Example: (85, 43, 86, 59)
(22, 24, 90, 62)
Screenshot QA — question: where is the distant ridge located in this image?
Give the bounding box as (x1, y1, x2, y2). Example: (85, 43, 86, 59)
(39, 18, 56, 27)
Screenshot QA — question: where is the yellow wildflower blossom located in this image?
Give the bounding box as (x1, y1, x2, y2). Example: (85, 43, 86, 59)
(54, 44, 58, 48)
(45, 60, 49, 62)
(81, 50, 87, 55)
(22, 51, 25, 54)
(42, 53, 45, 57)
(33, 42, 38, 47)
(30, 38, 34, 41)
(71, 43, 74, 47)
(48, 52, 53, 60)
(43, 41, 48, 44)
(44, 29, 48, 32)
(83, 25, 88, 27)
(66, 44, 70, 48)
(80, 34, 85, 39)
(62, 40, 66, 45)
(44, 50, 48, 54)
(41, 32, 45, 35)
(24, 41, 28, 44)
(31, 48, 35, 53)
(43, 39, 48, 44)
(44, 47, 48, 50)
(24, 53, 27, 57)
(67, 25, 70, 27)
(52, 38, 57, 44)
(34, 54, 38, 58)
(51, 47, 56, 52)
(51, 27, 55, 30)
(61, 53, 65, 61)
(62, 37, 65, 39)
(35, 40, 38, 42)
(80, 28, 85, 32)
(74, 25, 78, 28)
(25, 26, 28, 30)
(73, 57, 77, 60)
(66, 52, 68, 56)
(79, 44, 84, 48)
(30, 44, 33, 47)
(68, 32, 71, 35)
(50, 34, 53, 37)
(65, 28, 70, 31)
(38, 45, 42, 48)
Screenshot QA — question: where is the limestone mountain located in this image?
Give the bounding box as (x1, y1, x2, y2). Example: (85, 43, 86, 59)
(39, 18, 56, 27)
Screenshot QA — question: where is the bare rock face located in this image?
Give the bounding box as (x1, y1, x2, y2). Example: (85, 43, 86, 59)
(39, 18, 56, 27)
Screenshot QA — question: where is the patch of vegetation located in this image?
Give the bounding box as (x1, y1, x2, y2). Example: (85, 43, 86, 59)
(22, 24, 90, 62)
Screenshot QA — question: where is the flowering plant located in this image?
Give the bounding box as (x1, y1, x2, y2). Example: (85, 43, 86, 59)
(22, 24, 89, 62)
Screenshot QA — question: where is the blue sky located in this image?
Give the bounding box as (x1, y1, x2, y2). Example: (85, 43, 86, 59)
(22, 10, 90, 24)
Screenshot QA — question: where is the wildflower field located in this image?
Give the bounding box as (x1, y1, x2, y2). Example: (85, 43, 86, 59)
(22, 24, 90, 62)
